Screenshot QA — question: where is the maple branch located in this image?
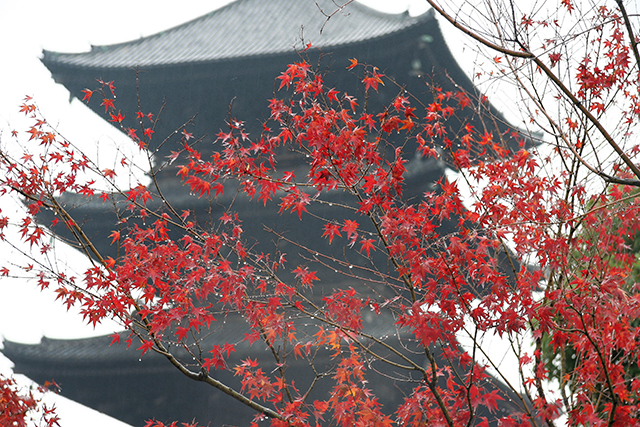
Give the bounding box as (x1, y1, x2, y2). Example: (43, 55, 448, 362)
(423, 349, 455, 427)
(304, 136, 458, 427)
(290, 289, 417, 377)
(573, 307, 621, 424)
(315, 0, 356, 34)
(300, 370, 325, 403)
(259, 325, 294, 403)
(423, 0, 532, 59)
(426, 0, 640, 183)
(498, 30, 640, 188)
(5, 166, 284, 421)
(130, 70, 209, 232)
(615, 0, 640, 95)
(459, 324, 539, 422)
(532, 58, 640, 180)
(0, 177, 106, 268)
(245, 246, 453, 424)
(250, 237, 421, 375)
(153, 339, 284, 420)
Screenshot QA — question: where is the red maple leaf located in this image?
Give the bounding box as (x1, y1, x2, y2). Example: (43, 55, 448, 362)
(109, 111, 125, 123)
(137, 340, 154, 356)
(81, 89, 93, 102)
(363, 74, 384, 92)
(359, 238, 376, 257)
(292, 266, 319, 287)
(342, 219, 359, 240)
(101, 98, 115, 112)
(322, 223, 342, 244)
(109, 230, 120, 245)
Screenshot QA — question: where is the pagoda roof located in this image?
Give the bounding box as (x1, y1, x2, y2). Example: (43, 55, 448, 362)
(2, 334, 139, 363)
(42, 0, 432, 69)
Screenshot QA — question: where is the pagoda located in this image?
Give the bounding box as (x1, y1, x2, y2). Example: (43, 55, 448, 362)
(4, 1, 523, 426)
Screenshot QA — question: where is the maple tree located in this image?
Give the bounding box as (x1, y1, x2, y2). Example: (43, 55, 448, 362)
(3, 0, 640, 425)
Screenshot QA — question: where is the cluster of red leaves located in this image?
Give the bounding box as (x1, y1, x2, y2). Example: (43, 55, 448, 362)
(465, 2, 640, 421)
(0, 375, 59, 427)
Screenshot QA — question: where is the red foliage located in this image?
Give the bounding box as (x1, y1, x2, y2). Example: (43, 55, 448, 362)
(0, 375, 59, 427)
(4, 3, 640, 423)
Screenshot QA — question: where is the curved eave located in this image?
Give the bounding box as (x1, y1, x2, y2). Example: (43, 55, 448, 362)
(2, 334, 136, 363)
(2, 310, 399, 364)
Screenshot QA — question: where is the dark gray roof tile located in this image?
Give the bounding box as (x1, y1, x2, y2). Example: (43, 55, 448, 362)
(43, 0, 431, 69)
